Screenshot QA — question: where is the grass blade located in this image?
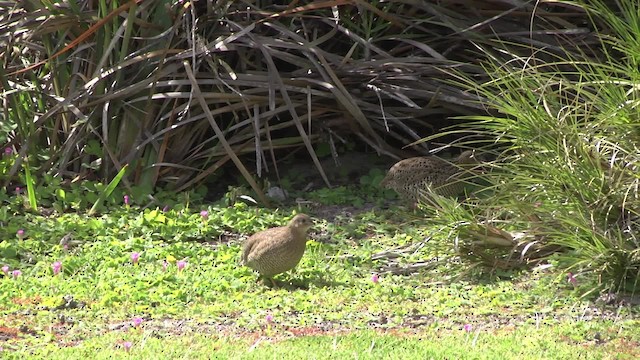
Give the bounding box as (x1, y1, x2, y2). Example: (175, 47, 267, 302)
(88, 164, 129, 216)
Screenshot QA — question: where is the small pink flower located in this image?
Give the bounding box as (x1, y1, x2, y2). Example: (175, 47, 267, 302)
(12, 270, 21, 278)
(177, 259, 187, 271)
(16, 229, 25, 240)
(4, 147, 12, 156)
(122, 341, 132, 351)
(567, 272, 577, 287)
(52, 261, 62, 275)
(200, 210, 209, 220)
(162, 260, 169, 271)
(132, 317, 143, 327)
(265, 314, 274, 323)
(1, 266, 9, 275)
(463, 324, 473, 332)
(130, 252, 140, 265)
(124, 195, 130, 206)
(15, 187, 21, 194)
(371, 273, 379, 284)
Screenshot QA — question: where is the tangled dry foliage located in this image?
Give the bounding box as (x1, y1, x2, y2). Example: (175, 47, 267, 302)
(1, 0, 597, 200)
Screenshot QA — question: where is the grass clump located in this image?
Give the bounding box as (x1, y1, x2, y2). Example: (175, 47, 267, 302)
(424, 0, 640, 295)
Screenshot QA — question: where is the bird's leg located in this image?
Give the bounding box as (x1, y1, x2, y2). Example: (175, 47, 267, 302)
(258, 275, 279, 288)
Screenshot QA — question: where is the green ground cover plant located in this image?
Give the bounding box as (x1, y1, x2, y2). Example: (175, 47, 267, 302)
(1, 186, 639, 358)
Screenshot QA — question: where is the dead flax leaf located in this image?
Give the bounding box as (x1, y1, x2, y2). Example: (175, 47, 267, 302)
(250, 35, 332, 188)
(183, 61, 271, 206)
(262, 21, 384, 148)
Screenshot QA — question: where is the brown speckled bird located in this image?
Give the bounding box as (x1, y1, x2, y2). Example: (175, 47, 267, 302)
(241, 214, 313, 286)
(380, 150, 477, 204)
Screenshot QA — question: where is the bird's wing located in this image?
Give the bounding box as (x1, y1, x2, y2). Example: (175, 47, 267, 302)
(393, 158, 438, 183)
(241, 227, 286, 264)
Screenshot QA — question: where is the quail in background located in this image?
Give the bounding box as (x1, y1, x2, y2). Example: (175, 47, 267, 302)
(241, 214, 313, 286)
(380, 150, 479, 205)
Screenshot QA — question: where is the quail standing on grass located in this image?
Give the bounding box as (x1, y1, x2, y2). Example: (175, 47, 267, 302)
(380, 150, 478, 205)
(241, 214, 313, 286)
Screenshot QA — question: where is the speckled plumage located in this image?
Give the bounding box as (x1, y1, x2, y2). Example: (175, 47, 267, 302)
(380, 150, 477, 203)
(241, 214, 312, 284)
